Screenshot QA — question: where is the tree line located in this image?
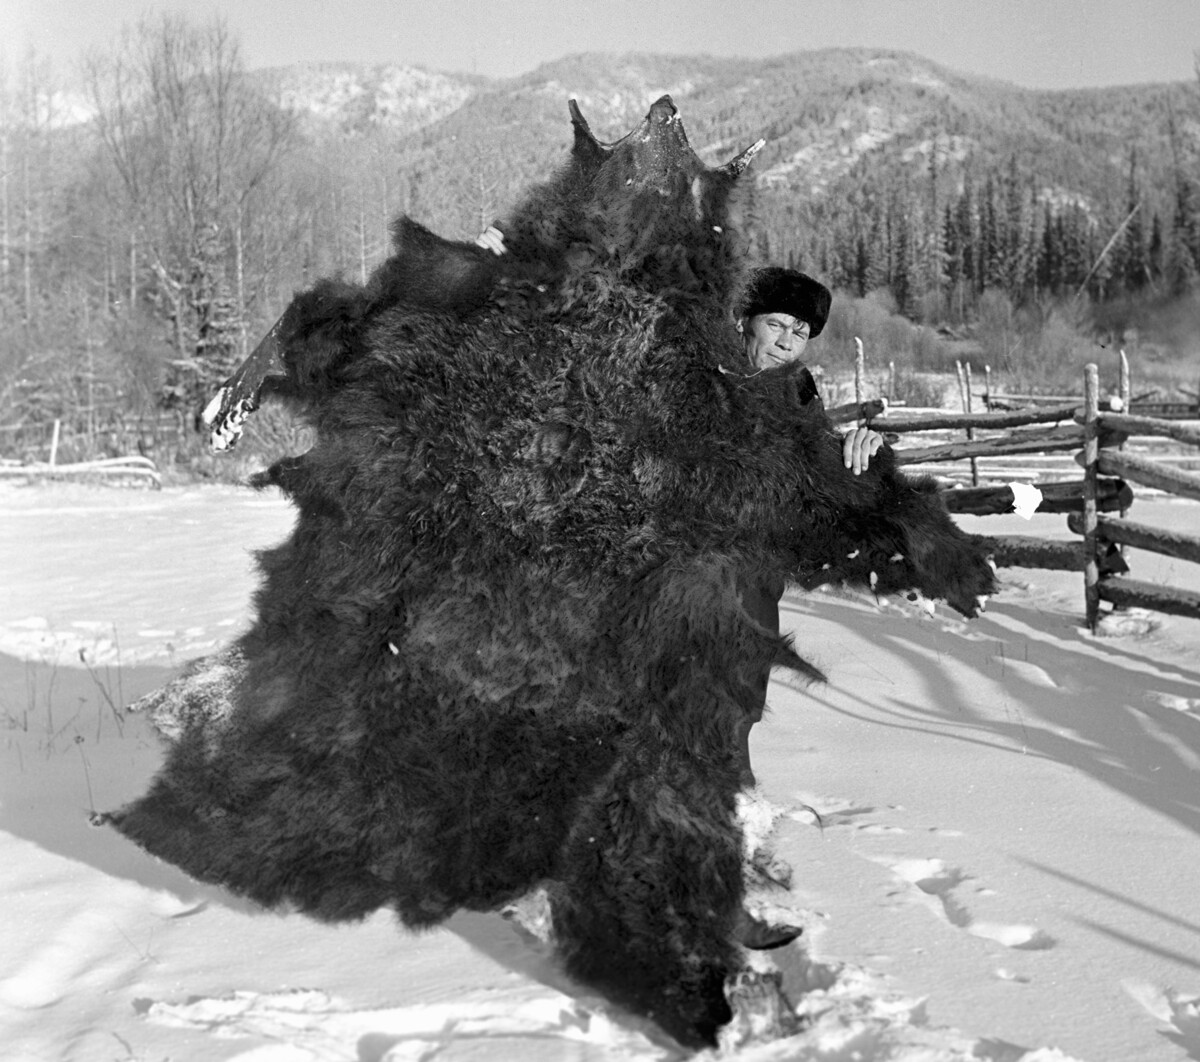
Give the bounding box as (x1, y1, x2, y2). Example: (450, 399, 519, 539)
(0, 17, 397, 464)
(1, 19, 1197, 467)
(763, 129, 1200, 325)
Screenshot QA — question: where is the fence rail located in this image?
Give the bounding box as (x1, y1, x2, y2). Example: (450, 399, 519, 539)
(942, 477, 1132, 515)
(0, 412, 181, 488)
(0, 454, 162, 487)
(1065, 513, 1200, 564)
(867, 351, 1200, 629)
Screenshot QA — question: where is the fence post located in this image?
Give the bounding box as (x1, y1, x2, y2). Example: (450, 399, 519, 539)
(854, 337, 865, 409)
(1083, 363, 1100, 630)
(956, 361, 978, 486)
(1118, 348, 1131, 535)
(964, 362, 979, 486)
(49, 419, 61, 466)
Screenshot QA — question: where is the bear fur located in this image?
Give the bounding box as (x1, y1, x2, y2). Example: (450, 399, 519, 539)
(105, 96, 996, 1048)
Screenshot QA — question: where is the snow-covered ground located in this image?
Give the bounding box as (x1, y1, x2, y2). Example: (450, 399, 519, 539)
(2, 481, 1198, 1062)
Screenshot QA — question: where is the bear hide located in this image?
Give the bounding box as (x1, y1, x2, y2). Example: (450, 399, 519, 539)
(104, 96, 997, 1048)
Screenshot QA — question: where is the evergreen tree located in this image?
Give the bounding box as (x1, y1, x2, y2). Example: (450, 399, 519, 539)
(188, 222, 241, 392)
(1164, 102, 1199, 295)
(923, 137, 944, 308)
(1058, 206, 1092, 295)
(953, 168, 979, 304)
(1036, 201, 1059, 295)
(891, 186, 916, 316)
(1164, 182, 1199, 295)
(980, 173, 1003, 292)
(1120, 147, 1149, 291)
(1148, 211, 1165, 287)
(990, 156, 1035, 302)
(942, 201, 965, 319)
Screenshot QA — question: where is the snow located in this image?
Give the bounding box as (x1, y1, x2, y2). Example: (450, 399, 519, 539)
(2, 481, 1199, 1061)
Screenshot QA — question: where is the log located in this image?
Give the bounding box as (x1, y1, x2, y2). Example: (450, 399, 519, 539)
(1096, 412, 1200, 447)
(1096, 451, 1200, 502)
(873, 404, 1080, 433)
(981, 534, 1089, 570)
(1097, 578, 1200, 620)
(989, 392, 1081, 404)
(0, 463, 162, 487)
(0, 455, 159, 476)
(827, 397, 887, 424)
(894, 424, 1084, 465)
(1043, 477, 1132, 513)
(1067, 514, 1200, 565)
(942, 477, 1132, 516)
(940, 483, 1023, 516)
(1127, 402, 1200, 420)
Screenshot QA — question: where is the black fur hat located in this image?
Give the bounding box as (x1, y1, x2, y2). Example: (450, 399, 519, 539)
(738, 267, 832, 338)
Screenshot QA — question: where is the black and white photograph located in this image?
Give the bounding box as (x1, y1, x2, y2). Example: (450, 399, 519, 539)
(2, 2, 1199, 1059)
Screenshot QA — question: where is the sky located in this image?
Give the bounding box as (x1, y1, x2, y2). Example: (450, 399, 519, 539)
(4, 0, 1200, 91)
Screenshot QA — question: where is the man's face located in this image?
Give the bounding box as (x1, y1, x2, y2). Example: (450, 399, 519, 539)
(739, 312, 811, 369)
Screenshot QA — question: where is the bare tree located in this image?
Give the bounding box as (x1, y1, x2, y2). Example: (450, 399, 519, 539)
(83, 13, 297, 409)
(0, 56, 13, 324)
(0, 48, 74, 447)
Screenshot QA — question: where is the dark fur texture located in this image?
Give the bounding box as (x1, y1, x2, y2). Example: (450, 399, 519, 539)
(107, 97, 995, 1048)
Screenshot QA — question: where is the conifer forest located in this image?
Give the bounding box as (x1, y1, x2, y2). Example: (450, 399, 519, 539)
(2, 18, 1198, 473)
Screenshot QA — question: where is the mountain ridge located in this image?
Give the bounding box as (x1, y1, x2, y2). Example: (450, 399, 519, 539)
(256, 47, 1195, 197)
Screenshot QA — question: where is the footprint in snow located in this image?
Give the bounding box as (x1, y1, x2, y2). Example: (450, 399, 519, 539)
(884, 858, 1055, 951)
(1094, 608, 1161, 638)
(1123, 979, 1200, 1055)
(995, 659, 1060, 689)
(1147, 692, 1200, 716)
(137, 986, 672, 1058)
(0, 885, 195, 1010)
(789, 797, 969, 839)
(787, 794, 908, 833)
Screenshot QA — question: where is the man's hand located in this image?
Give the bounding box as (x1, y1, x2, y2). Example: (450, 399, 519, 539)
(474, 225, 506, 256)
(842, 425, 883, 475)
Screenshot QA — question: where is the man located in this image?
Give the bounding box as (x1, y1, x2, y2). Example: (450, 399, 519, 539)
(732, 267, 883, 788)
(736, 266, 881, 474)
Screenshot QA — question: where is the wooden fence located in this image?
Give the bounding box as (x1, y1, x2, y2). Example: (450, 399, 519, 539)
(845, 359, 1200, 630)
(0, 408, 190, 465)
(0, 453, 163, 487)
(2, 360, 1196, 620)
(0, 414, 172, 487)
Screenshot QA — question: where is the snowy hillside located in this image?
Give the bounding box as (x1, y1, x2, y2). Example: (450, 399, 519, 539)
(2, 482, 1199, 1061)
(253, 62, 482, 133)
